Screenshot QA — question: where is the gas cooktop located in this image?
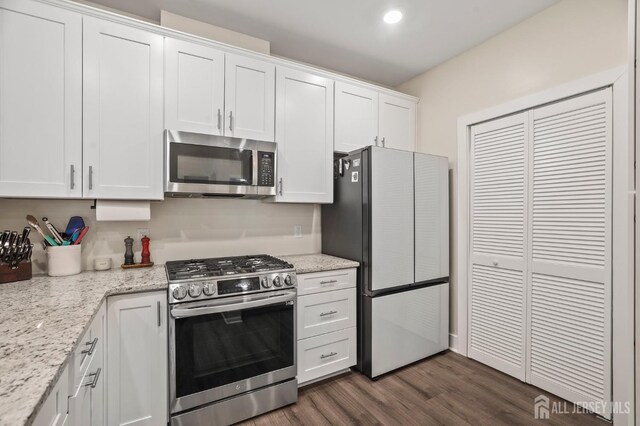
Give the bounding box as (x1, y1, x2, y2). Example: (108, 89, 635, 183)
(165, 255, 296, 303)
(166, 254, 294, 282)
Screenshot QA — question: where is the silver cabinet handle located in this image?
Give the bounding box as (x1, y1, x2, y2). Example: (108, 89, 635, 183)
(217, 109, 222, 131)
(157, 301, 161, 327)
(381, 137, 386, 147)
(374, 136, 379, 146)
(229, 111, 233, 131)
(320, 279, 338, 285)
(85, 368, 101, 388)
(88, 166, 93, 190)
(320, 310, 338, 317)
(279, 178, 283, 196)
(320, 352, 338, 359)
(81, 337, 98, 355)
(70, 165, 75, 190)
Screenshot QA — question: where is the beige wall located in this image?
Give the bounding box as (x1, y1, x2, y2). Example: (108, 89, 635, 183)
(160, 11, 270, 55)
(397, 0, 628, 337)
(0, 199, 320, 274)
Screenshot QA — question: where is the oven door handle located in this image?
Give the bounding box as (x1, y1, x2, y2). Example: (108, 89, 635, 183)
(170, 291, 296, 318)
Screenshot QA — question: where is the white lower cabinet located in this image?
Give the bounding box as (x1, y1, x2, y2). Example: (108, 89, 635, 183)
(68, 302, 105, 426)
(33, 364, 69, 426)
(296, 268, 357, 386)
(107, 291, 167, 426)
(297, 327, 357, 385)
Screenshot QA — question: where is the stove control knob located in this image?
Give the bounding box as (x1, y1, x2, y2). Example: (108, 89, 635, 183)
(284, 275, 294, 286)
(203, 283, 216, 296)
(188, 283, 202, 298)
(172, 286, 187, 300)
(273, 276, 283, 287)
(261, 277, 272, 288)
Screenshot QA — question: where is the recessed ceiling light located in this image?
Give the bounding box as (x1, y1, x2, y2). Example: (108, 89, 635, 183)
(383, 10, 403, 24)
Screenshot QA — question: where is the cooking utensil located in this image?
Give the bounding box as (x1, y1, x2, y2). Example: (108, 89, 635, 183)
(42, 217, 64, 245)
(65, 216, 85, 239)
(26, 215, 58, 247)
(73, 227, 89, 245)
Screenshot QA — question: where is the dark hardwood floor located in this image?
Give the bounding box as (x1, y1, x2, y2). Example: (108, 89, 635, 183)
(240, 352, 607, 426)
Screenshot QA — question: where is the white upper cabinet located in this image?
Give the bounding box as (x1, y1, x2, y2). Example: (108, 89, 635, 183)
(83, 17, 164, 200)
(165, 38, 225, 135)
(274, 66, 334, 203)
(334, 82, 379, 153)
(0, 0, 82, 198)
(378, 93, 416, 151)
(225, 54, 275, 141)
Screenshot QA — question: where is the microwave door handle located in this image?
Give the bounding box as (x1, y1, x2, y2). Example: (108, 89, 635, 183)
(170, 291, 296, 318)
(252, 150, 259, 186)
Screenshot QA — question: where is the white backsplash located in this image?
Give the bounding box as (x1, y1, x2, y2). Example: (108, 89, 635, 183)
(0, 198, 321, 274)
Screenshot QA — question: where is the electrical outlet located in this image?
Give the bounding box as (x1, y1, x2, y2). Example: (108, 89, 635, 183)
(294, 225, 302, 238)
(136, 228, 150, 241)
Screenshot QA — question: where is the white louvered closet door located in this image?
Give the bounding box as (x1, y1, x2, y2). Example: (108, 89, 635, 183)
(527, 89, 612, 419)
(468, 113, 528, 380)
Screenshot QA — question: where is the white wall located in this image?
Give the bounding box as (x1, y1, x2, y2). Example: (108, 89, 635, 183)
(397, 0, 628, 337)
(0, 198, 320, 274)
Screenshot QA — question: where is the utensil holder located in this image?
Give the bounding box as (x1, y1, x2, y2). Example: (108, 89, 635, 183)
(0, 262, 32, 284)
(47, 244, 82, 277)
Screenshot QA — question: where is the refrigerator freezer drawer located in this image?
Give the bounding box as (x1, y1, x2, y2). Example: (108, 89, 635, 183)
(370, 283, 449, 377)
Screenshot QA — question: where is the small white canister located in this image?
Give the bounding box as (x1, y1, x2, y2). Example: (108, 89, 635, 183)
(47, 245, 82, 277)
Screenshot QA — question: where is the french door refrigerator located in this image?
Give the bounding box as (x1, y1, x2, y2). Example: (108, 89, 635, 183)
(322, 146, 449, 379)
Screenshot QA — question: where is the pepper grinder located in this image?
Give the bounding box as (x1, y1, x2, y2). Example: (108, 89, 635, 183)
(124, 236, 135, 265)
(141, 235, 151, 265)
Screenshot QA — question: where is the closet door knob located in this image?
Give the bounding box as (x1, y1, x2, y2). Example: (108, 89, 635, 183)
(492, 260, 499, 266)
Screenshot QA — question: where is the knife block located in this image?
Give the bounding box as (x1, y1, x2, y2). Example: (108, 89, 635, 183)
(0, 261, 32, 284)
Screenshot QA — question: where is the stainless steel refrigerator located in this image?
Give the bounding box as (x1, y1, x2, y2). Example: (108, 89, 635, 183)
(322, 146, 449, 379)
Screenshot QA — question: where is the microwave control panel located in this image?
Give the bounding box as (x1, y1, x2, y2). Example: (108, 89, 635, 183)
(258, 152, 275, 187)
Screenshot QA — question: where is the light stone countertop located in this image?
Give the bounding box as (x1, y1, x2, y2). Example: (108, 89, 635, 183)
(0, 253, 357, 426)
(0, 266, 168, 426)
(278, 253, 359, 274)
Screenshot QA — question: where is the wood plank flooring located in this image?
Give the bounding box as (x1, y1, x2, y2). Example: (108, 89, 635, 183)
(239, 351, 606, 426)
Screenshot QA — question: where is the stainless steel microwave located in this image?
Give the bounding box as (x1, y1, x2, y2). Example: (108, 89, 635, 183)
(164, 130, 277, 198)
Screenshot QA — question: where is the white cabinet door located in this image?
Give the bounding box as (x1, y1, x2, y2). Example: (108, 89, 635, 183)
(0, 0, 82, 198)
(274, 67, 334, 203)
(468, 112, 528, 381)
(107, 292, 167, 426)
(334, 82, 378, 153)
(165, 38, 225, 135)
(225, 54, 275, 141)
(83, 17, 164, 200)
(378, 94, 416, 151)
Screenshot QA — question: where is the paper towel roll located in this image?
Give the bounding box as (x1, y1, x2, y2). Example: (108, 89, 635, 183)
(95, 200, 151, 221)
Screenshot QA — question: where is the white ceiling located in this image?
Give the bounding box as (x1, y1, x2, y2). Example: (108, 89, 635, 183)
(86, 0, 560, 86)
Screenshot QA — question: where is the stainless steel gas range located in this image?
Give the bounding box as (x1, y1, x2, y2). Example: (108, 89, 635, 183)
(166, 255, 298, 426)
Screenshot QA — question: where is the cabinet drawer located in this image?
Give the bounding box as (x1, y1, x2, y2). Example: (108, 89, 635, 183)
(33, 365, 69, 426)
(298, 288, 356, 339)
(72, 302, 104, 392)
(69, 350, 101, 426)
(297, 327, 356, 385)
(297, 269, 356, 295)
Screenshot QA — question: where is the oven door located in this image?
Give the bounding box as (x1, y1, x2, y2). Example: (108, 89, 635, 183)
(169, 289, 296, 414)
